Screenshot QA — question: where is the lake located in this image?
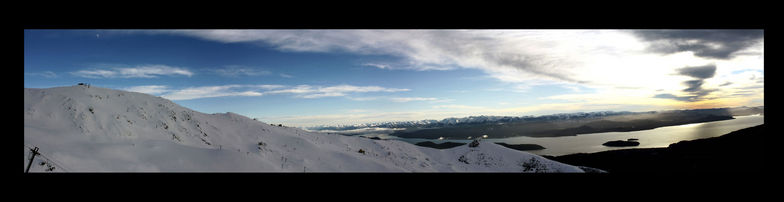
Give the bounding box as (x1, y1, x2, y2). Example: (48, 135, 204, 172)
(387, 114, 764, 156)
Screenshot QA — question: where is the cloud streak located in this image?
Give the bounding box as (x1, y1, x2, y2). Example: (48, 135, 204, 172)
(210, 65, 271, 77)
(123, 85, 171, 95)
(25, 71, 58, 78)
(389, 97, 439, 102)
(361, 62, 457, 71)
(266, 85, 410, 98)
(348, 96, 446, 103)
(161, 85, 263, 100)
(122, 84, 410, 101)
(72, 64, 193, 78)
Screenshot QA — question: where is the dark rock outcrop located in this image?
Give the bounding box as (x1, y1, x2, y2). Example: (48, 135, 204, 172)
(414, 141, 467, 149)
(494, 142, 546, 151)
(468, 139, 480, 148)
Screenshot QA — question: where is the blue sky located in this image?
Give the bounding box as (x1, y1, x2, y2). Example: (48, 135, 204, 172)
(24, 30, 764, 127)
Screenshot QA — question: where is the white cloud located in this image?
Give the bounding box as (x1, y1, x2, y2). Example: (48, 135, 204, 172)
(267, 85, 316, 94)
(123, 84, 410, 101)
(266, 84, 409, 99)
(321, 85, 408, 93)
(161, 85, 263, 100)
(431, 104, 488, 110)
(123, 85, 170, 95)
(250, 84, 287, 90)
(361, 62, 456, 71)
(362, 63, 392, 69)
(72, 69, 117, 78)
(25, 71, 58, 78)
(389, 97, 439, 102)
(348, 96, 446, 103)
(72, 64, 193, 78)
(211, 65, 271, 77)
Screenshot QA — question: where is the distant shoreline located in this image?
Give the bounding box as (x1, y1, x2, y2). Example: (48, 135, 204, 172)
(414, 141, 547, 151)
(310, 108, 763, 141)
(392, 113, 744, 140)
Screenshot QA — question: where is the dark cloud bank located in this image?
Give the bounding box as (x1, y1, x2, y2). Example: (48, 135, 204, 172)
(676, 64, 716, 79)
(654, 64, 719, 102)
(632, 30, 763, 59)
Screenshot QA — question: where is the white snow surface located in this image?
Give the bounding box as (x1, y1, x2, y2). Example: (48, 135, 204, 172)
(24, 85, 584, 172)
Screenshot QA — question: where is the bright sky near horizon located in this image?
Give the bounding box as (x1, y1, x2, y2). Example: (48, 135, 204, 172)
(24, 30, 764, 127)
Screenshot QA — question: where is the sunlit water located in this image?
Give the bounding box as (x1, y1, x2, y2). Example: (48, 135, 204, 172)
(388, 115, 764, 156)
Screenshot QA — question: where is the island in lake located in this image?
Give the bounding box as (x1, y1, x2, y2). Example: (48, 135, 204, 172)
(603, 139, 640, 147)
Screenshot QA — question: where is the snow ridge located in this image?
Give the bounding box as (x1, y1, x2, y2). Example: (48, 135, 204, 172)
(24, 85, 584, 172)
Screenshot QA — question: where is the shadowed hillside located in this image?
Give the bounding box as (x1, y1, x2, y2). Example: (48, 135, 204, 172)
(545, 124, 767, 173)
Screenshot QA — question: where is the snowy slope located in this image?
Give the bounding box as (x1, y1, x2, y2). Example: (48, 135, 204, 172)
(24, 85, 584, 172)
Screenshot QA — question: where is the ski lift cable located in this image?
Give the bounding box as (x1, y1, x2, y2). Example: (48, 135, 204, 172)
(36, 152, 71, 172)
(24, 145, 71, 172)
(35, 154, 71, 173)
(25, 145, 70, 172)
(36, 153, 71, 172)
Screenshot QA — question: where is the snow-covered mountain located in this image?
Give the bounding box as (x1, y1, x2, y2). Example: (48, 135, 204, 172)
(23, 85, 585, 172)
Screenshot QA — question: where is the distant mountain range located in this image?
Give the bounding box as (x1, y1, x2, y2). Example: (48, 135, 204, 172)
(308, 111, 641, 131)
(308, 106, 764, 139)
(391, 106, 763, 139)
